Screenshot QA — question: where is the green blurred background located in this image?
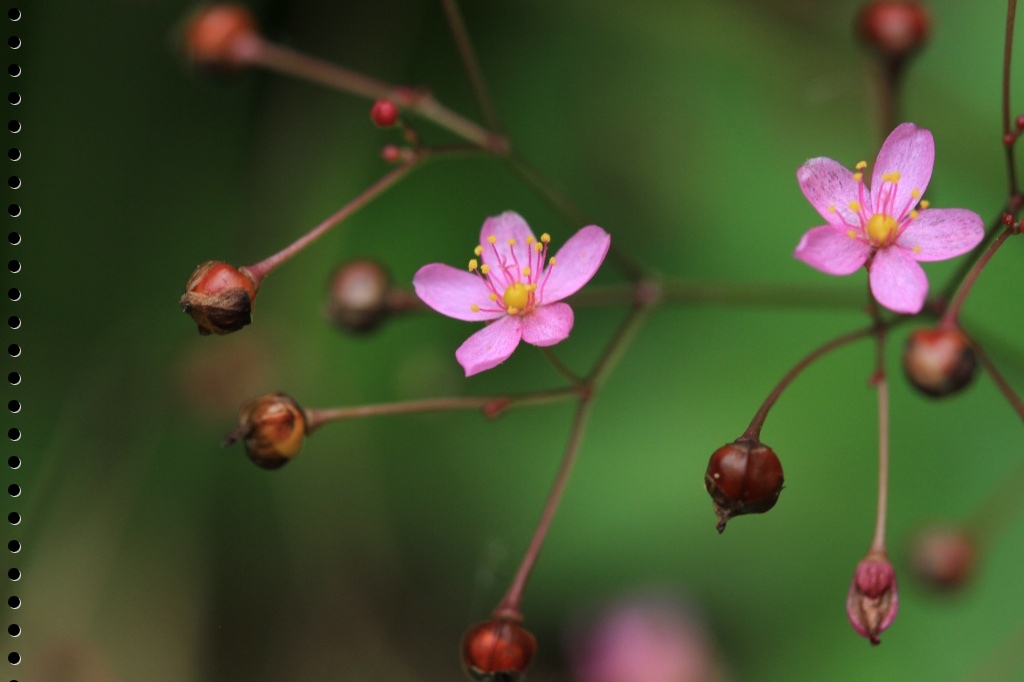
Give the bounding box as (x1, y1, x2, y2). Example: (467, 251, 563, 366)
(12, 0, 1024, 679)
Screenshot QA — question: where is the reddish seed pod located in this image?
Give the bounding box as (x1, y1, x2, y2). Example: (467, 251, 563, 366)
(1017, 114, 1024, 131)
(183, 4, 258, 69)
(180, 261, 258, 336)
(370, 99, 400, 128)
(704, 439, 784, 533)
(908, 525, 976, 592)
(856, 1, 930, 61)
(903, 328, 977, 398)
(325, 259, 393, 333)
(462, 618, 537, 682)
(1004, 132, 1017, 147)
(223, 393, 306, 469)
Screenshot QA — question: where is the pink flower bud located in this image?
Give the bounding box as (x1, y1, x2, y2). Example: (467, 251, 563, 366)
(846, 553, 898, 645)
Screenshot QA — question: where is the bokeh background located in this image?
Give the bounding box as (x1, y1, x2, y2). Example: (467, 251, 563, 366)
(12, 0, 1024, 680)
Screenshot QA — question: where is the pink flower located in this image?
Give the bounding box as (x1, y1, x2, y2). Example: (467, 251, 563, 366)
(414, 212, 611, 376)
(794, 122, 984, 314)
(846, 553, 899, 645)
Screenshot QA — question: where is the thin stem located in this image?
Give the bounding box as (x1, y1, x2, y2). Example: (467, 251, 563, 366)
(658, 278, 866, 310)
(940, 228, 1012, 327)
(540, 347, 584, 385)
(243, 161, 419, 284)
(939, 207, 1016, 305)
(440, 0, 503, 134)
(876, 59, 904, 142)
(303, 387, 580, 433)
(963, 330, 1024, 424)
(492, 397, 594, 621)
(587, 281, 661, 389)
(742, 325, 876, 441)
(870, 366, 890, 554)
(240, 35, 499, 150)
(1003, 0, 1020, 199)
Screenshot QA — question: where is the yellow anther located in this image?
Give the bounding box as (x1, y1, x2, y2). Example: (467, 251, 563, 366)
(911, 188, 921, 198)
(522, 267, 531, 276)
(848, 200, 862, 213)
(549, 257, 557, 266)
(508, 238, 516, 246)
(540, 233, 551, 243)
(828, 205, 837, 213)
(847, 229, 857, 239)
(474, 245, 483, 256)
(909, 210, 919, 219)
(528, 284, 537, 291)
(471, 304, 480, 312)
(480, 264, 490, 275)
(866, 213, 899, 245)
(487, 235, 497, 244)
(853, 172, 863, 182)
(920, 200, 930, 209)
(507, 307, 519, 315)
(856, 161, 867, 170)
(882, 171, 901, 184)
(488, 293, 498, 301)
(913, 246, 922, 253)
(526, 235, 535, 244)
(468, 258, 478, 271)
(534, 242, 543, 252)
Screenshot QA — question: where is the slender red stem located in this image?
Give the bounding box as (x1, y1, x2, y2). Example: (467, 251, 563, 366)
(1003, 0, 1020, 199)
(940, 228, 1012, 327)
(440, 0, 503, 135)
(870, 375, 890, 553)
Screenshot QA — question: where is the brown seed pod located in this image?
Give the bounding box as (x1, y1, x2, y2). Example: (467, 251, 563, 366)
(180, 261, 258, 336)
(183, 4, 258, 70)
(903, 327, 977, 398)
(325, 259, 392, 333)
(223, 393, 306, 469)
(856, 1, 930, 61)
(462, 618, 537, 682)
(704, 439, 784, 533)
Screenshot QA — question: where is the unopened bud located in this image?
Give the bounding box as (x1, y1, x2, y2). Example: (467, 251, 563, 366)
(183, 4, 258, 70)
(370, 99, 400, 128)
(704, 439, 784, 533)
(846, 553, 898, 645)
(903, 327, 977, 398)
(856, 1, 930, 61)
(224, 392, 306, 469)
(325, 259, 392, 333)
(181, 261, 258, 336)
(908, 525, 976, 592)
(462, 618, 537, 682)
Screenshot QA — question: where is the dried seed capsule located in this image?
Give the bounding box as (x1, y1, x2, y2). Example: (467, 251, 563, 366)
(704, 439, 783, 533)
(181, 261, 258, 336)
(325, 259, 392, 333)
(856, 1, 930, 61)
(903, 328, 977, 398)
(908, 525, 976, 592)
(462, 618, 536, 682)
(224, 393, 306, 469)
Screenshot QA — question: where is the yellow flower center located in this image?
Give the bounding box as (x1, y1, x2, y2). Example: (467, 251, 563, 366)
(503, 282, 531, 311)
(866, 213, 899, 246)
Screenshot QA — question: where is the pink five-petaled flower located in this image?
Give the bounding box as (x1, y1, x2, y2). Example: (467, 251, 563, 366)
(794, 122, 984, 314)
(846, 552, 899, 645)
(413, 212, 611, 377)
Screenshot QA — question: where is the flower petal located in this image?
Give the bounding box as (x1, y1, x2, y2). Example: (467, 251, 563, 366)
(479, 211, 536, 270)
(794, 225, 871, 275)
(455, 315, 523, 376)
(869, 247, 929, 314)
(871, 123, 933, 218)
(413, 263, 504, 322)
(521, 302, 574, 347)
(540, 226, 611, 303)
(797, 157, 863, 227)
(896, 208, 984, 262)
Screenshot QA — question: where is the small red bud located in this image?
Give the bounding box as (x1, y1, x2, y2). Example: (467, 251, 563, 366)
(183, 4, 258, 69)
(1004, 132, 1017, 147)
(223, 393, 306, 469)
(1016, 114, 1024, 131)
(462, 618, 536, 682)
(370, 99, 400, 128)
(908, 525, 976, 592)
(1002, 212, 1015, 227)
(181, 261, 258, 336)
(846, 553, 898, 645)
(325, 259, 393, 333)
(704, 439, 784, 533)
(381, 144, 403, 163)
(902, 328, 977, 398)
(856, 1, 930, 61)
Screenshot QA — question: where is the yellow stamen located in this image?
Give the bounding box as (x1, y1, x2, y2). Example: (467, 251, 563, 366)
(549, 257, 557, 266)
(847, 229, 857, 239)
(487, 235, 497, 244)
(508, 239, 516, 246)
(533, 242, 543, 252)
(470, 304, 480, 312)
(856, 161, 867, 170)
(849, 200, 861, 213)
(866, 213, 899, 245)
(488, 293, 498, 301)
(828, 205, 837, 214)
(526, 235, 535, 245)
(853, 172, 863, 183)
(919, 200, 930, 209)
(474, 245, 483, 256)
(480, 264, 490, 275)
(909, 210, 919, 219)
(522, 267, 531, 276)
(913, 246, 922, 253)
(540, 233, 551, 244)
(911, 189, 920, 198)
(881, 171, 901, 184)
(468, 258, 478, 272)
(507, 307, 519, 315)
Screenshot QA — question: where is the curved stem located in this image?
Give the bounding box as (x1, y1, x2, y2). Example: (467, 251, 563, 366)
(742, 325, 876, 441)
(440, 0, 503, 135)
(492, 396, 594, 621)
(940, 228, 1012, 327)
(242, 161, 419, 285)
(1003, 0, 1020, 200)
